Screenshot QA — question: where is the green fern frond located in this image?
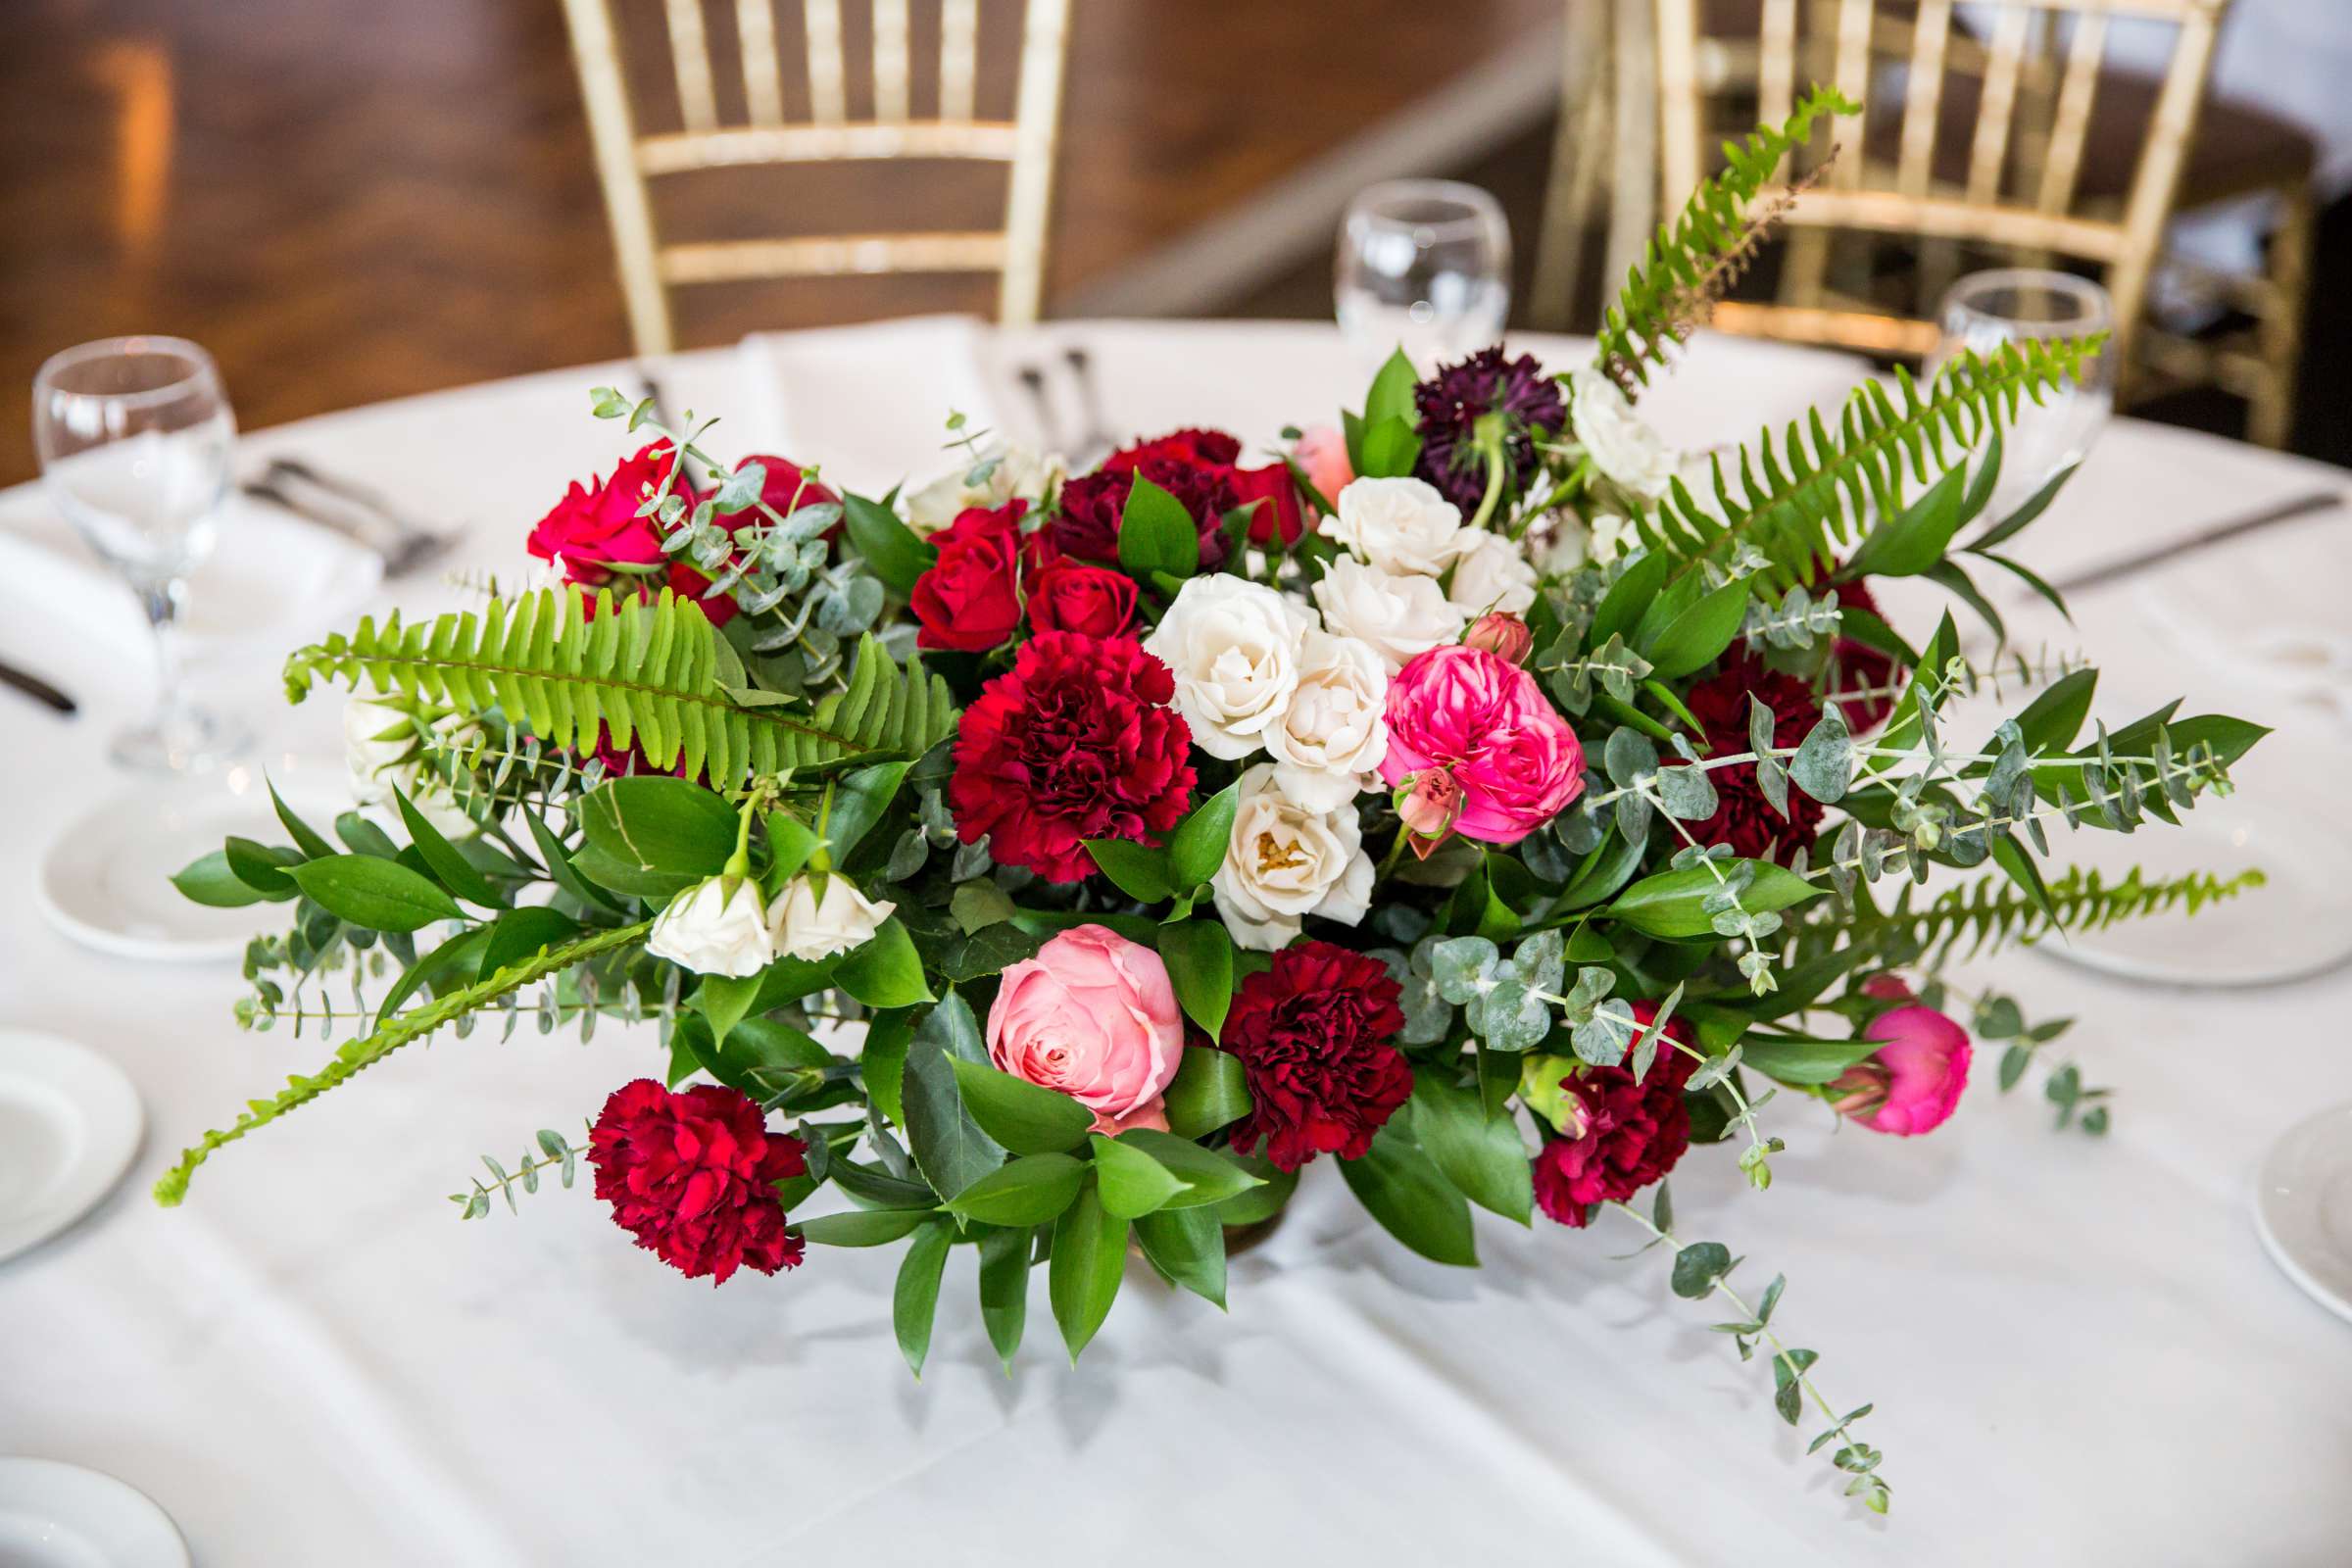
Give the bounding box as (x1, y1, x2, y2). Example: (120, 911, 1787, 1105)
(1595, 84, 1857, 393)
(283, 588, 956, 790)
(1799, 863, 2263, 970)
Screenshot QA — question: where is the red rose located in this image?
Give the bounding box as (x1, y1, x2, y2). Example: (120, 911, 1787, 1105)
(1532, 1004, 1695, 1228)
(1226, 463, 1306, 547)
(587, 1078, 808, 1284)
(1221, 942, 1412, 1171)
(1102, 427, 1243, 471)
(527, 441, 687, 584)
(1025, 557, 1137, 638)
(1683, 651, 1826, 864)
(909, 500, 1030, 653)
(950, 630, 1196, 882)
(1053, 458, 1238, 569)
(711, 453, 837, 531)
(1828, 576, 1897, 733)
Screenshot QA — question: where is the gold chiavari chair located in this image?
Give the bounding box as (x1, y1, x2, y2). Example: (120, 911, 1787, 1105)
(560, 0, 1072, 357)
(1649, 0, 2317, 447)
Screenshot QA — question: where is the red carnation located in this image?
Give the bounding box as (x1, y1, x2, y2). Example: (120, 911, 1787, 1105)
(1025, 557, 1137, 638)
(910, 500, 1032, 653)
(1683, 651, 1827, 864)
(1103, 428, 1243, 470)
(527, 441, 687, 583)
(1101, 427, 1302, 548)
(1053, 458, 1239, 568)
(1221, 942, 1412, 1171)
(587, 1078, 808, 1284)
(1532, 1004, 1695, 1227)
(950, 631, 1196, 882)
(1827, 576, 1897, 733)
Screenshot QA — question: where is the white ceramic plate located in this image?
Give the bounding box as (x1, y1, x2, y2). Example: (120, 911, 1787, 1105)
(2254, 1101, 2352, 1327)
(36, 772, 352, 963)
(0, 1032, 143, 1265)
(0, 1459, 187, 1568)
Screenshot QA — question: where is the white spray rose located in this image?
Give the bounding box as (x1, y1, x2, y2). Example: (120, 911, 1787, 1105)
(344, 695, 475, 839)
(1446, 528, 1540, 616)
(1210, 763, 1375, 952)
(1310, 556, 1467, 673)
(903, 445, 1067, 535)
(1265, 630, 1390, 811)
(647, 875, 774, 977)
(1570, 366, 1675, 499)
(1319, 475, 1470, 575)
(767, 873, 896, 962)
(1142, 575, 1317, 760)
(1586, 512, 1638, 568)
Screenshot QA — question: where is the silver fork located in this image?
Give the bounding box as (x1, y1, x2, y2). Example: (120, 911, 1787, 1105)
(244, 457, 459, 577)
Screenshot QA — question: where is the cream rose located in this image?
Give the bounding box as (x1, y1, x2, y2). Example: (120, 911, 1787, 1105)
(1211, 763, 1375, 952)
(1570, 366, 1674, 499)
(1446, 528, 1539, 616)
(1142, 575, 1316, 760)
(903, 445, 1066, 535)
(767, 873, 896, 962)
(1265, 630, 1390, 811)
(1309, 556, 1467, 673)
(1319, 475, 1469, 575)
(647, 875, 773, 977)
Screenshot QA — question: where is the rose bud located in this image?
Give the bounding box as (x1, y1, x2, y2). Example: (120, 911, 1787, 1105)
(1463, 611, 1534, 664)
(1829, 1004, 1972, 1136)
(646, 874, 774, 977)
(766, 873, 896, 962)
(1395, 767, 1462, 851)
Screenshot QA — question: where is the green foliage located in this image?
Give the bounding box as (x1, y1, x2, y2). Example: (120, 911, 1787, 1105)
(1338, 1120, 1478, 1266)
(1794, 863, 2264, 970)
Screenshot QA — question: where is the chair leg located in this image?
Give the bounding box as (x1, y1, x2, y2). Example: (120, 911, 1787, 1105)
(2247, 181, 2315, 450)
(1601, 0, 1658, 300)
(1531, 0, 1615, 330)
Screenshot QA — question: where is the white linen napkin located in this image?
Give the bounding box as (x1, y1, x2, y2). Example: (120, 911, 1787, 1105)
(736, 315, 1004, 497)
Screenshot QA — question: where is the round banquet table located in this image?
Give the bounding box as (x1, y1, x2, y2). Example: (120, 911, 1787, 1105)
(2, 318, 2348, 1566)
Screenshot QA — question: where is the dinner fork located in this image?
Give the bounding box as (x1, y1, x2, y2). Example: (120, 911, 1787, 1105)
(244, 457, 458, 578)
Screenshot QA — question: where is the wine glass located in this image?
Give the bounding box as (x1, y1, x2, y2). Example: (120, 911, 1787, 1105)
(1336, 179, 1511, 371)
(33, 336, 248, 773)
(1923, 269, 2118, 523)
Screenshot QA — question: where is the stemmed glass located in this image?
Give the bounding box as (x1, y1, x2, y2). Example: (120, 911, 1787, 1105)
(1922, 269, 2118, 523)
(1336, 179, 1512, 371)
(33, 336, 248, 773)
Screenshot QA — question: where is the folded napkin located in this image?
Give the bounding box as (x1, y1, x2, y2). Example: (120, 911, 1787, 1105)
(736, 315, 1005, 496)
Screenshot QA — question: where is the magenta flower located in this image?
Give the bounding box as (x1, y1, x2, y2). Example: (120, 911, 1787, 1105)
(1832, 1004, 1972, 1136)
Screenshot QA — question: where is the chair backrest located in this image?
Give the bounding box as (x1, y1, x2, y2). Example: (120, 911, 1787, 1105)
(561, 0, 1072, 355)
(1652, 0, 2228, 365)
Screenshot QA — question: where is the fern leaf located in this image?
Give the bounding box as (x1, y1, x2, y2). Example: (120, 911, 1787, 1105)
(283, 588, 957, 789)
(1793, 863, 2263, 971)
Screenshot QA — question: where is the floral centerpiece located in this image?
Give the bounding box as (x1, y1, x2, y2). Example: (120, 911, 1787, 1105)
(158, 94, 2263, 1517)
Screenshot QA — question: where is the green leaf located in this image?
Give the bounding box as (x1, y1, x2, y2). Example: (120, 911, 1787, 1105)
(1165, 781, 1240, 891)
(373, 924, 492, 1027)
(976, 1223, 1033, 1371)
(1409, 1067, 1533, 1225)
(1049, 1177, 1129, 1361)
(1670, 1240, 1735, 1298)
(861, 1007, 914, 1128)
(822, 761, 911, 863)
(1363, 345, 1419, 430)
(796, 1208, 934, 1247)
(1589, 549, 1672, 650)
(832, 915, 933, 1007)
(1116, 474, 1200, 581)
(393, 786, 501, 908)
(268, 782, 336, 860)
(1084, 838, 1175, 903)
(944, 1152, 1088, 1226)
(1844, 463, 1968, 577)
(1212, 1152, 1298, 1226)
(1604, 860, 1822, 940)
(1355, 415, 1422, 479)
(842, 490, 939, 595)
(1091, 1133, 1185, 1218)
(678, 1013, 831, 1098)
(1157, 920, 1235, 1039)
(689, 970, 762, 1053)
(1134, 1205, 1227, 1308)
(524, 809, 621, 913)
(1337, 1120, 1478, 1266)
(285, 854, 464, 932)
(829, 1159, 937, 1209)
(901, 991, 1006, 1200)
(577, 775, 739, 883)
(950, 878, 1015, 934)
(947, 1057, 1096, 1153)
(2009, 667, 2097, 754)
(764, 809, 822, 882)
(1734, 1035, 1880, 1086)
(893, 1218, 954, 1377)
(1641, 576, 1752, 679)
(475, 906, 581, 983)
(1113, 1129, 1265, 1208)
(1163, 1045, 1251, 1139)
(223, 837, 302, 900)
(172, 849, 268, 908)
(1966, 458, 2079, 551)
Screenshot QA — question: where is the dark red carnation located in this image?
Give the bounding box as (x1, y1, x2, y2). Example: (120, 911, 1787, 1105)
(1532, 1004, 1695, 1227)
(1102, 428, 1242, 470)
(1413, 348, 1568, 513)
(910, 500, 1030, 652)
(1221, 942, 1412, 1171)
(1827, 576, 1897, 733)
(1053, 459, 1238, 569)
(949, 631, 1197, 882)
(527, 441, 687, 583)
(1683, 651, 1827, 864)
(1025, 557, 1137, 638)
(587, 1078, 807, 1284)
(1101, 427, 1302, 549)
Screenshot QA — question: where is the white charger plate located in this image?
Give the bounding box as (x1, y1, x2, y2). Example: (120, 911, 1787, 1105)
(0, 1031, 143, 1265)
(2254, 1101, 2352, 1326)
(0, 1459, 187, 1568)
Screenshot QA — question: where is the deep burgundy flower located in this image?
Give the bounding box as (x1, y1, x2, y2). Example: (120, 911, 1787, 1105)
(527, 441, 687, 583)
(1828, 576, 1898, 733)
(1221, 942, 1412, 1171)
(1412, 348, 1567, 513)
(950, 631, 1197, 882)
(910, 500, 1031, 652)
(1103, 427, 1303, 547)
(587, 1078, 808, 1284)
(1683, 651, 1828, 864)
(1025, 556, 1138, 638)
(1102, 428, 1243, 470)
(1531, 1004, 1695, 1227)
(1053, 459, 1239, 569)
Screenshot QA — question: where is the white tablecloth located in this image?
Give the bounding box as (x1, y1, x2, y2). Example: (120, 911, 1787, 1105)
(3, 319, 2349, 1565)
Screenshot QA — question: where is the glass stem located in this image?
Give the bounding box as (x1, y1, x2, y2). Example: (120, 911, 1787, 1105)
(137, 576, 186, 727)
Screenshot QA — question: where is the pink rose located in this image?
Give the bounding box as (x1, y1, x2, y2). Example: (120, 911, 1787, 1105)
(1379, 644, 1585, 845)
(986, 924, 1184, 1134)
(1293, 425, 1353, 503)
(1831, 1004, 1972, 1136)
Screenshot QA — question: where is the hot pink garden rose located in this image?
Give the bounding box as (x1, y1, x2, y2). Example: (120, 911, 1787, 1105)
(1379, 644, 1585, 844)
(986, 924, 1185, 1134)
(1832, 1004, 1972, 1136)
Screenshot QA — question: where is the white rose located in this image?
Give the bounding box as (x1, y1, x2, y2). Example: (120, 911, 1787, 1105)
(344, 695, 476, 839)
(1210, 763, 1375, 952)
(768, 873, 896, 962)
(903, 445, 1067, 535)
(647, 875, 774, 977)
(1570, 366, 1674, 499)
(1319, 475, 1469, 575)
(1446, 528, 1540, 616)
(1537, 512, 1592, 574)
(1310, 556, 1467, 673)
(1587, 512, 1638, 568)
(1142, 575, 1316, 760)
(1265, 630, 1389, 811)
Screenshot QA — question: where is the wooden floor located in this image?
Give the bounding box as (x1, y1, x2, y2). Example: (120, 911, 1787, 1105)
(0, 0, 1553, 483)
